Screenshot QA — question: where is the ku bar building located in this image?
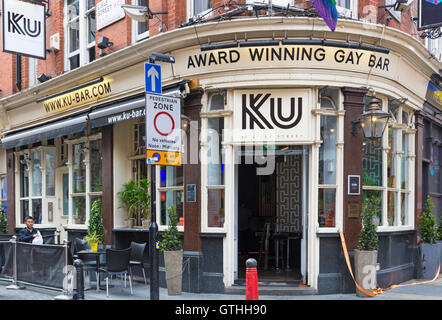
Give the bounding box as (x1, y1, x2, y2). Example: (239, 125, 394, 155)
(0, 1, 441, 294)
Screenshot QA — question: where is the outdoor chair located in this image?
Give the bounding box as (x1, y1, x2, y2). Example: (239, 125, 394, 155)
(98, 247, 133, 297)
(73, 238, 100, 290)
(129, 241, 147, 285)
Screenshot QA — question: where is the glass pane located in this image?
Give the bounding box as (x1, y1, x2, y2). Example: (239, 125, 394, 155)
(87, 0, 95, 11)
(160, 190, 184, 226)
(401, 193, 408, 225)
(362, 189, 382, 226)
(73, 143, 86, 193)
(208, 189, 224, 227)
(32, 199, 42, 224)
(1, 177, 6, 201)
(137, 0, 148, 35)
(320, 88, 338, 109)
(69, 22, 79, 53)
(318, 188, 336, 227)
(62, 173, 69, 216)
(336, 0, 350, 8)
(159, 166, 183, 187)
(319, 116, 337, 185)
(45, 149, 56, 196)
(20, 156, 29, 198)
(21, 200, 29, 224)
(387, 127, 398, 188)
(90, 139, 102, 192)
(87, 11, 95, 44)
(72, 196, 86, 224)
(194, 0, 211, 15)
(134, 121, 146, 155)
(401, 111, 408, 125)
(67, 0, 79, 19)
(387, 191, 397, 226)
(210, 94, 224, 111)
(132, 159, 148, 182)
(88, 47, 95, 63)
(363, 137, 383, 186)
(207, 117, 224, 185)
(32, 151, 42, 197)
(69, 55, 80, 70)
(401, 132, 408, 189)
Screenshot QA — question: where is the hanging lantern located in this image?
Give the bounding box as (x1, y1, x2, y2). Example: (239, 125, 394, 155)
(360, 97, 390, 139)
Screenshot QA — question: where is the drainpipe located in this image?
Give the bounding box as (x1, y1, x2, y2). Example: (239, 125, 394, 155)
(16, 55, 22, 91)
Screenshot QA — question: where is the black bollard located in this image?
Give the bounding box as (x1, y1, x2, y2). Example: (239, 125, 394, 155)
(73, 258, 85, 300)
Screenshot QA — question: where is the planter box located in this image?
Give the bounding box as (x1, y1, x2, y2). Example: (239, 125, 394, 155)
(164, 249, 183, 295)
(421, 242, 441, 279)
(354, 249, 378, 297)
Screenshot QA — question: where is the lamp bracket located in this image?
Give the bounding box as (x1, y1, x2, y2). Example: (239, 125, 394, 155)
(351, 119, 361, 136)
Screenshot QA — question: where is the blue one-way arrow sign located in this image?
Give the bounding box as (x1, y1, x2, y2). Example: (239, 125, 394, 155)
(145, 63, 162, 94)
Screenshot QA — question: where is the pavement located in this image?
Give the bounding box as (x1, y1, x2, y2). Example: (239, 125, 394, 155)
(0, 275, 440, 301)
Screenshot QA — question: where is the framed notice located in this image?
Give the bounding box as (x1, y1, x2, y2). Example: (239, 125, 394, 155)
(186, 184, 196, 203)
(348, 175, 360, 195)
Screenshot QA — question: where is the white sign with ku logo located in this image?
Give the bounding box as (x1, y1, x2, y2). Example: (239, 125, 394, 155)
(232, 89, 313, 144)
(1, 0, 46, 59)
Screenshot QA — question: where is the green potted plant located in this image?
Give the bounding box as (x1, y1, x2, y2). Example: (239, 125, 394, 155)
(354, 195, 379, 297)
(137, 177, 151, 228)
(85, 198, 104, 247)
(158, 206, 182, 295)
(84, 231, 100, 252)
(0, 207, 8, 234)
(419, 196, 441, 279)
(117, 180, 139, 228)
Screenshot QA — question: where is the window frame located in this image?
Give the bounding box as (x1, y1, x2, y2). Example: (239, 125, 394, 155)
(200, 91, 231, 233)
(314, 88, 344, 232)
(65, 133, 102, 228)
(64, 0, 96, 72)
(0, 175, 7, 215)
(186, 0, 212, 20)
(362, 98, 416, 232)
(15, 146, 57, 226)
(131, 0, 149, 42)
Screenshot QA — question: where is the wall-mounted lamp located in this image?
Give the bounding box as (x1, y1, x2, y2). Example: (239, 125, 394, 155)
(352, 97, 391, 139)
(181, 115, 191, 133)
(149, 52, 175, 64)
(37, 73, 52, 83)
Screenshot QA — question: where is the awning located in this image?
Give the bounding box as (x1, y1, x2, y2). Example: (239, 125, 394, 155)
(1, 114, 88, 150)
(89, 83, 186, 129)
(89, 96, 145, 128)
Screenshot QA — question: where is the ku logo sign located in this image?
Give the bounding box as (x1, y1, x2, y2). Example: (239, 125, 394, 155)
(2, 0, 46, 59)
(7, 11, 41, 37)
(242, 93, 303, 130)
(234, 89, 312, 144)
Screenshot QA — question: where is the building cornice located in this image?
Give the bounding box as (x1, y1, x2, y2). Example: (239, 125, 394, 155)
(1, 17, 440, 111)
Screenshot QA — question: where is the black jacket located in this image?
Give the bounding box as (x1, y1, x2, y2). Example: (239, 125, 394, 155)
(19, 228, 39, 243)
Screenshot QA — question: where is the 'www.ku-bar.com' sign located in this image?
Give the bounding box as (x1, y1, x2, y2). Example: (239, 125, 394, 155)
(2, 0, 46, 59)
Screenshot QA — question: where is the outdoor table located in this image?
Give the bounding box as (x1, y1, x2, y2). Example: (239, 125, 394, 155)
(76, 249, 107, 290)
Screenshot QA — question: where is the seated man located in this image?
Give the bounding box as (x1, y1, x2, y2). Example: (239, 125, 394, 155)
(18, 216, 41, 243)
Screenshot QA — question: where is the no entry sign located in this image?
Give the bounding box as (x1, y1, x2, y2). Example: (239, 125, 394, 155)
(145, 93, 182, 166)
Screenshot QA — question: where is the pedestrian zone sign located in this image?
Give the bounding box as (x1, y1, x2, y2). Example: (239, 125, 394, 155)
(145, 93, 182, 166)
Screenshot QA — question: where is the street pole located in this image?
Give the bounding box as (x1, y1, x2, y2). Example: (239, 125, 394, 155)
(149, 163, 159, 300)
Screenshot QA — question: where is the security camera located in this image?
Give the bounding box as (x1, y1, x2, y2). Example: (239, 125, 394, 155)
(149, 52, 175, 64)
(97, 36, 113, 49)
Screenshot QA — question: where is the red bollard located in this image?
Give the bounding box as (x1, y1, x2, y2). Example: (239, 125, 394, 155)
(245, 258, 259, 300)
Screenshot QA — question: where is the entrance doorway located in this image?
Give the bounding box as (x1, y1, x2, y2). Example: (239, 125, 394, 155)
(236, 146, 308, 284)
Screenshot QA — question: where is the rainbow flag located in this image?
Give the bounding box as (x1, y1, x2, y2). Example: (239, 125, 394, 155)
(311, 0, 338, 31)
